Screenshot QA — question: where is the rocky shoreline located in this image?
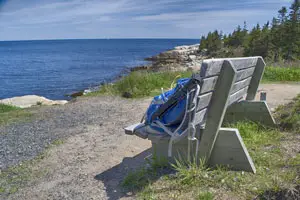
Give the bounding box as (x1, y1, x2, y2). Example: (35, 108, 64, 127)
(131, 43, 206, 72)
(0, 43, 206, 108)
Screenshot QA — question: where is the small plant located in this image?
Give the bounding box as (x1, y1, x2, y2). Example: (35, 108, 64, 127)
(36, 101, 43, 106)
(147, 151, 169, 170)
(50, 139, 64, 146)
(171, 158, 209, 185)
(122, 167, 150, 190)
(198, 191, 214, 200)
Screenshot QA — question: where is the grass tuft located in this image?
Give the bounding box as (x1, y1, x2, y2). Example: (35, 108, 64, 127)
(86, 71, 193, 98)
(0, 104, 20, 113)
(197, 191, 214, 200)
(262, 66, 300, 82)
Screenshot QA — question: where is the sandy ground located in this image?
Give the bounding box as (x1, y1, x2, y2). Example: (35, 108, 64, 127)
(3, 83, 300, 200)
(256, 83, 300, 109)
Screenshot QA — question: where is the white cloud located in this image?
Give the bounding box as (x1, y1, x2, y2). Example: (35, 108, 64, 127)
(0, 0, 293, 40)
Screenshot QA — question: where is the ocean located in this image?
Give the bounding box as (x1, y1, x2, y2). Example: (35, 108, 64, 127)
(0, 39, 199, 100)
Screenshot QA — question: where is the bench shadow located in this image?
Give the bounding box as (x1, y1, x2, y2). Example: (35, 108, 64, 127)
(94, 148, 152, 200)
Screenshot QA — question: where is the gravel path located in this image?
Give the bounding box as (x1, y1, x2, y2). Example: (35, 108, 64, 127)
(1, 96, 152, 200)
(0, 96, 150, 169)
(1, 83, 299, 200)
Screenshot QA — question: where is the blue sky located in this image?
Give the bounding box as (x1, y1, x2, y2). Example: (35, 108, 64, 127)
(0, 0, 292, 41)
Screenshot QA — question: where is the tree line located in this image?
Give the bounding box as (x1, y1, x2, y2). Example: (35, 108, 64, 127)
(199, 0, 300, 62)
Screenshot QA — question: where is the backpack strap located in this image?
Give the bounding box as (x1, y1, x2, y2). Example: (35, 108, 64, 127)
(151, 73, 202, 122)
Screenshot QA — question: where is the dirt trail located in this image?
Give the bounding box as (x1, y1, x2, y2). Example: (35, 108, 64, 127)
(5, 83, 300, 200)
(256, 83, 300, 109)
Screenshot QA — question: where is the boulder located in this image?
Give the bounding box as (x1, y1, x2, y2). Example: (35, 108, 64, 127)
(0, 95, 68, 108)
(188, 55, 197, 61)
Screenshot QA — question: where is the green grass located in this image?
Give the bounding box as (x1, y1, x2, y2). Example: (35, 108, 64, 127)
(274, 94, 300, 133)
(122, 121, 299, 200)
(87, 66, 299, 99)
(0, 139, 65, 197)
(262, 66, 300, 82)
(86, 71, 193, 98)
(0, 104, 33, 126)
(0, 104, 20, 113)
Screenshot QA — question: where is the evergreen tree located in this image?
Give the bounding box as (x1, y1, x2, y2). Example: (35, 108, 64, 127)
(198, 0, 300, 61)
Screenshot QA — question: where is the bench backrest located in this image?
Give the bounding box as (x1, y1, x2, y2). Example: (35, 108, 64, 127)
(194, 56, 265, 125)
(196, 56, 265, 159)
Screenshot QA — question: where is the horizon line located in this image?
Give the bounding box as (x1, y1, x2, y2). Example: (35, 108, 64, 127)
(0, 38, 200, 42)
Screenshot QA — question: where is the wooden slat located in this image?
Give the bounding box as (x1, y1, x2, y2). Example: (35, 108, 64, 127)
(230, 57, 258, 70)
(236, 67, 255, 81)
(197, 92, 212, 111)
(246, 57, 266, 100)
(228, 86, 248, 105)
(124, 123, 143, 135)
(194, 108, 207, 125)
(231, 77, 252, 94)
(200, 76, 218, 94)
(200, 60, 223, 77)
(200, 57, 259, 77)
(134, 125, 151, 139)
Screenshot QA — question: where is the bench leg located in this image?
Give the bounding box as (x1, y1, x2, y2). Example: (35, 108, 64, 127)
(150, 136, 200, 164)
(149, 128, 256, 173)
(208, 128, 256, 173)
(224, 101, 276, 127)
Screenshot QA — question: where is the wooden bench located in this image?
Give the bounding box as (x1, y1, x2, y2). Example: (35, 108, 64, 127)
(125, 56, 275, 173)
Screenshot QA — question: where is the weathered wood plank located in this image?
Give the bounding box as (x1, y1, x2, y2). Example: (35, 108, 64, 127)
(246, 57, 266, 100)
(134, 125, 150, 139)
(230, 57, 258, 70)
(200, 60, 224, 77)
(231, 77, 252, 94)
(236, 67, 255, 81)
(198, 60, 237, 160)
(224, 101, 276, 127)
(228, 86, 248, 106)
(194, 108, 207, 125)
(197, 92, 212, 111)
(200, 76, 218, 94)
(124, 123, 143, 135)
(201, 57, 259, 77)
(208, 128, 256, 173)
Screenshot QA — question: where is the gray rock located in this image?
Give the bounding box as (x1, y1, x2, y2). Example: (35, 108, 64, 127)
(0, 95, 68, 108)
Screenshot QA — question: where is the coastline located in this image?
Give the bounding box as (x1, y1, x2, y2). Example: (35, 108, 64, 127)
(73, 43, 204, 97)
(0, 43, 204, 108)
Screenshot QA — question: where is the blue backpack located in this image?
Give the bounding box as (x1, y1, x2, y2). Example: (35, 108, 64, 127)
(145, 78, 190, 133)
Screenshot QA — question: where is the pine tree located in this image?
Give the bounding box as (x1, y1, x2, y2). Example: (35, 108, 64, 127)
(278, 6, 288, 23)
(285, 0, 300, 60)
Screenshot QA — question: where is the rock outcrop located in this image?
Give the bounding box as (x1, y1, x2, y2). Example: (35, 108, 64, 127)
(144, 44, 207, 72)
(0, 95, 68, 108)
